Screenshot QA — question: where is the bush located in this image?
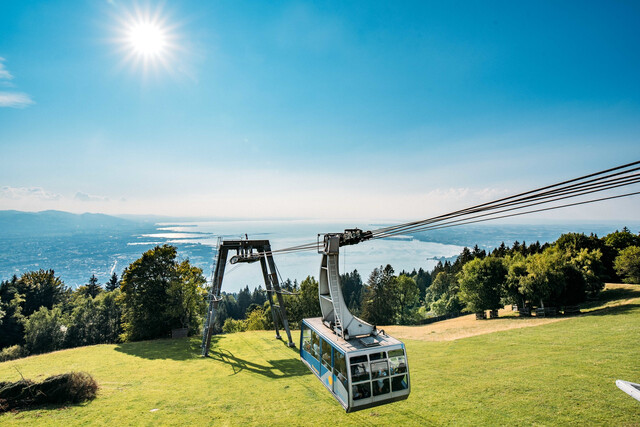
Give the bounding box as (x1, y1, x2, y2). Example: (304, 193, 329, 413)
(222, 318, 246, 334)
(0, 371, 98, 412)
(245, 308, 268, 331)
(0, 345, 27, 362)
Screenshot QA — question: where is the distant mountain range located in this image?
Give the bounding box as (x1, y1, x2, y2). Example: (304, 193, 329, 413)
(0, 210, 152, 237)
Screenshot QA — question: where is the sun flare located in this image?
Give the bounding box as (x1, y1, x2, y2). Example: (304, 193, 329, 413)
(127, 21, 167, 57)
(114, 5, 180, 75)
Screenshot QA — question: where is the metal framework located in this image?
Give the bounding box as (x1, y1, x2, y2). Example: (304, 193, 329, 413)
(201, 238, 295, 357)
(317, 229, 377, 340)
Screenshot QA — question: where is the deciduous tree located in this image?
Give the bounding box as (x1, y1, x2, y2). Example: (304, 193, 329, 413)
(614, 246, 640, 284)
(458, 257, 506, 313)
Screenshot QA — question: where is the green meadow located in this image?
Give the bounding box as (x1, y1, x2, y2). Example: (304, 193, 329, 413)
(1, 285, 639, 426)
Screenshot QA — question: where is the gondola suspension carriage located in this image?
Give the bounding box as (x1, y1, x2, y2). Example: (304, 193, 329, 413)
(299, 229, 410, 412)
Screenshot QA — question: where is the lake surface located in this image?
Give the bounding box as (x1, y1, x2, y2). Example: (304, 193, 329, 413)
(1, 217, 637, 293)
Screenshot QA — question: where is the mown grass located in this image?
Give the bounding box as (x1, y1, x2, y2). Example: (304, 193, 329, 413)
(1, 285, 639, 426)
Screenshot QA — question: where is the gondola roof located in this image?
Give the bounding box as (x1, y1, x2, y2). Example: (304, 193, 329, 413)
(304, 317, 404, 353)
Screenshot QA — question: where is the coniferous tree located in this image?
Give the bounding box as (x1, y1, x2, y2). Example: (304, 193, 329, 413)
(361, 265, 397, 325)
(236, 286, 252, 318)
(85, 275, 103, 298)
(106, 272, 120, 292)
(251, 286, 267, 306)
(341, 269, 363, 313)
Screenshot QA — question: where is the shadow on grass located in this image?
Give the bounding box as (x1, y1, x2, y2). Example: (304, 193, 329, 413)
(1, 397, 97, 415)
(580, 285, 640, 310)
(114, 336, 218, 361)
(208, 348, 310, 379)
(582, 303, 640, 317)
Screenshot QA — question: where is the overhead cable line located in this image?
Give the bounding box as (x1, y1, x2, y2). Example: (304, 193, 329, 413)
(260, 160, 640, 256)
(372, 173, 640, 239)
(371, 165, 640, 238)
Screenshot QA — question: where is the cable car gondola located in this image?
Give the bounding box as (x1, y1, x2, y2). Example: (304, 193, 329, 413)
(299, 231, 411, 412)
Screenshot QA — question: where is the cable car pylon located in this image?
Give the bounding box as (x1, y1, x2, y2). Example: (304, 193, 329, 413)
(201, 237, 295, 357)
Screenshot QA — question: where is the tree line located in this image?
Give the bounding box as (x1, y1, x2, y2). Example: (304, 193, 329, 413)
(1, 228, 639, 360)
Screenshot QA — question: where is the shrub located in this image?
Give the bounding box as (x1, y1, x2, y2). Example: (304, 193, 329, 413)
(222, 318, 246, 334)
(245, 308, 268, 331)
(0, 345, 27, 362)
(0, 371, 98, 412)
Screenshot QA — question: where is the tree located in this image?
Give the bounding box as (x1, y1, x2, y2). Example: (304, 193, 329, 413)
(236, 286, 252, 318)
(0, 277, 26, 349)
(614, 246, 640, 284)
(251, 286, 267, 306)
(452, 247, 474, 273)
(97, 289, 122, 343)
(394, 275, 420, 324)
(23, 306, 67, 354)
(520, 249, 567, 308)
(341, 270, 364, 313)
(458, 257, 506, 314)
(65, 296, 103, 347)
(492, 242, 508, 258)
(361, 265, 397, 325)
(604, 228, 640, 252)
(106, 272, 120, 292)
(120, 245, 207, 341)
(15, 270, 69, 317)
(77, 275, 102, 299)
(503, 253, 528, 308)
(412, 268, 431, 301)
(556, 232, 614, 281)
(298, 276, 321, 319)
(556, 233, 601, 253)
(569, 248, 605, 297)
(167, 260, 207, 333)
(425, 271, 463, 316)
(213, 294, 239, 333)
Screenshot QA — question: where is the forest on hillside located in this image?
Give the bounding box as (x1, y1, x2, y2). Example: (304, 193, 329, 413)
(1, 228, 639, 362)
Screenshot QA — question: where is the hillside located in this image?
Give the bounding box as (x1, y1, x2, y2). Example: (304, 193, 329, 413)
(1, 284, 639, 425)
(0, 210, 148, 237)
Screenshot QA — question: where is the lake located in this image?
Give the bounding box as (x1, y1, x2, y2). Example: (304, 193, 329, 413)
(1, 216, 636, 293)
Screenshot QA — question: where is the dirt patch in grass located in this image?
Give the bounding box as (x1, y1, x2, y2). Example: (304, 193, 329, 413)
(384, 283, 640, 342)
(384, 310, 568, 342)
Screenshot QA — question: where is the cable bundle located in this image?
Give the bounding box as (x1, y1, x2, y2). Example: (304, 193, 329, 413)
(265, 160, 640, 255)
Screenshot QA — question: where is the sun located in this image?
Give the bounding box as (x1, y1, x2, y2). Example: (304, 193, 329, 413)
(113, 4, 180, 75)
(127, 21, 167, 58)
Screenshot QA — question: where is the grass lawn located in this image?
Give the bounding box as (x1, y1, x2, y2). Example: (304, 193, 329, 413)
(1, 284, 639, 426)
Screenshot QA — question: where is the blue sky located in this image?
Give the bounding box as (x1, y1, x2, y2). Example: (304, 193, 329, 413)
(1, 0, 639, 221)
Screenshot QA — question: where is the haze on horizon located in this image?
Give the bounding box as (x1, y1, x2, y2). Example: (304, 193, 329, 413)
(1, 1, 640, 222)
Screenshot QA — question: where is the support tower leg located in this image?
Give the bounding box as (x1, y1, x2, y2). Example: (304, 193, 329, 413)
(264, 245, 295, 347)
(201, 247, 228, 357)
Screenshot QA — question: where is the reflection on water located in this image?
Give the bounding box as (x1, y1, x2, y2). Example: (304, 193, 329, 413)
(142, 233, 209, 239)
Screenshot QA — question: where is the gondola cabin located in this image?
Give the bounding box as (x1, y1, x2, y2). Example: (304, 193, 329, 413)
(300, 317, 410, 412)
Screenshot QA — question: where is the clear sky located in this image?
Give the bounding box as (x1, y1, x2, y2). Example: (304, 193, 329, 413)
(1, 0, 639, 221)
